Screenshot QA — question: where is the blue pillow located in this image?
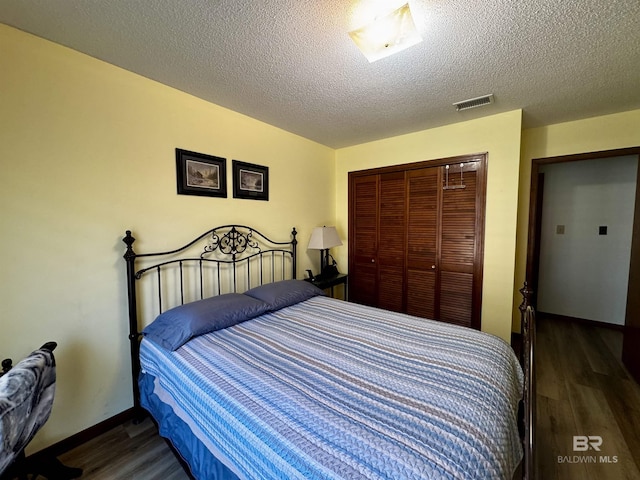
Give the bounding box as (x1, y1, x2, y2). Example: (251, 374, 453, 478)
(142, 293, 270, 351)
(244, 279, 325, 311)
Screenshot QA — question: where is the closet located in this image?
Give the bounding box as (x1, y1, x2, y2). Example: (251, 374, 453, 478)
(348, 154, 486, 329)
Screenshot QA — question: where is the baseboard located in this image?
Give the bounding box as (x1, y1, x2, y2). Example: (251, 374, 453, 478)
(538, 311, 625, 331)
(28, 407, 135, 462)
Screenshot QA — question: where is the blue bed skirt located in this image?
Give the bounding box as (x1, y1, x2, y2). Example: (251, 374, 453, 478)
(139, 372, 239, 480)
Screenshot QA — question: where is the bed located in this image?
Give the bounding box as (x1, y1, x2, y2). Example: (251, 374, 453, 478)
(123, 225, 535, 480)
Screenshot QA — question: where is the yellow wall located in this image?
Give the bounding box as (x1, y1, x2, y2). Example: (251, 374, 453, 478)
(335, 110, 524, 342)
(514, 109, 640, 328)
(0, 25, 335, 452)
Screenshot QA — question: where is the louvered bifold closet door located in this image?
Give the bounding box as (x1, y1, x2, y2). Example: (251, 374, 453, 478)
(349, 175, 379, 306)
(377, 172, 406, 313)
(349, 155, 486, 329)
(439, 161, 482, 328)
(406, 168, 439, 319)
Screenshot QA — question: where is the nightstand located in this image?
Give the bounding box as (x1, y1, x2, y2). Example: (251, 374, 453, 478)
(305, 273, 348, 300)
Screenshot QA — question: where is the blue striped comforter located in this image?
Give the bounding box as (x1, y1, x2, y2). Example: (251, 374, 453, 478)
(140, 296, 523, 480)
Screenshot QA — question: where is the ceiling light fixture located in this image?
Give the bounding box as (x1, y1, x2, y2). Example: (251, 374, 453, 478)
(349, 3, 422, 63)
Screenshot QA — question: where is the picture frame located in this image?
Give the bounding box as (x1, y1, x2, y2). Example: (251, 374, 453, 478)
(176, 148, 227, 198)
(232, 160, 269, 201)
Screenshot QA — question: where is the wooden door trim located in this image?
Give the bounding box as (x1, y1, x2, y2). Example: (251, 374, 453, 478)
(623, 151, 640, 383)
(347, 153, 488, 178)
(472, 157, 487, 330)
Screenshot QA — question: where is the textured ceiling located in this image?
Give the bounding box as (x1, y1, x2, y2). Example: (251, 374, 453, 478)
(1, 0, 639, 148)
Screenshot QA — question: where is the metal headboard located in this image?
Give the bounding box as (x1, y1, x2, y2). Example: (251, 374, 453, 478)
(122, 225, 298, 415)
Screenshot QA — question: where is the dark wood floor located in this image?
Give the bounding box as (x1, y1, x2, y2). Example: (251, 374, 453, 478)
(536, 315, 640, 480)
(56, 418, 190, 480)
(23, 316, 640, 479)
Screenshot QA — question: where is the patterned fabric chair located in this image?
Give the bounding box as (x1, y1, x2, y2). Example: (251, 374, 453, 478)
(0, 343, 82, 480)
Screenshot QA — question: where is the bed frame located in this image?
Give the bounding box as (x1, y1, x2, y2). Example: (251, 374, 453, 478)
(122, 224, 535, 480)
(123, 225, 298, 415)
(519, 282, 537, 480)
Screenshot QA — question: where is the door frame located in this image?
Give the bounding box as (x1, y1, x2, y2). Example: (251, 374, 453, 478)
(525, 146, 640, 382)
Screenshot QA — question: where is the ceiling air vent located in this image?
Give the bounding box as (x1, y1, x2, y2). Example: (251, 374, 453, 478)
(453, 94, 494, 112)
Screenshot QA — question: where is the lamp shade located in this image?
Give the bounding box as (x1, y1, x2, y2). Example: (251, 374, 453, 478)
(307, 226, 343, 250)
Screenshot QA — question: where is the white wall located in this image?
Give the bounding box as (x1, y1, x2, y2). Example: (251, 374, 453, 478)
(537, 156, 638, 324)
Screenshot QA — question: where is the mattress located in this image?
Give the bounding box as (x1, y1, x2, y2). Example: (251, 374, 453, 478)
(140, 296, 524, 479)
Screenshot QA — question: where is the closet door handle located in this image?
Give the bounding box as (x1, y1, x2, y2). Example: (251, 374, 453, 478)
(371, 259, 375, 263)
(431, 265, 436, 269)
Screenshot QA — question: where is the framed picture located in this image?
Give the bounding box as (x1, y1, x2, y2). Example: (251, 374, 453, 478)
(176, 148, 227, 198)
(232, 160, 269, 201)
